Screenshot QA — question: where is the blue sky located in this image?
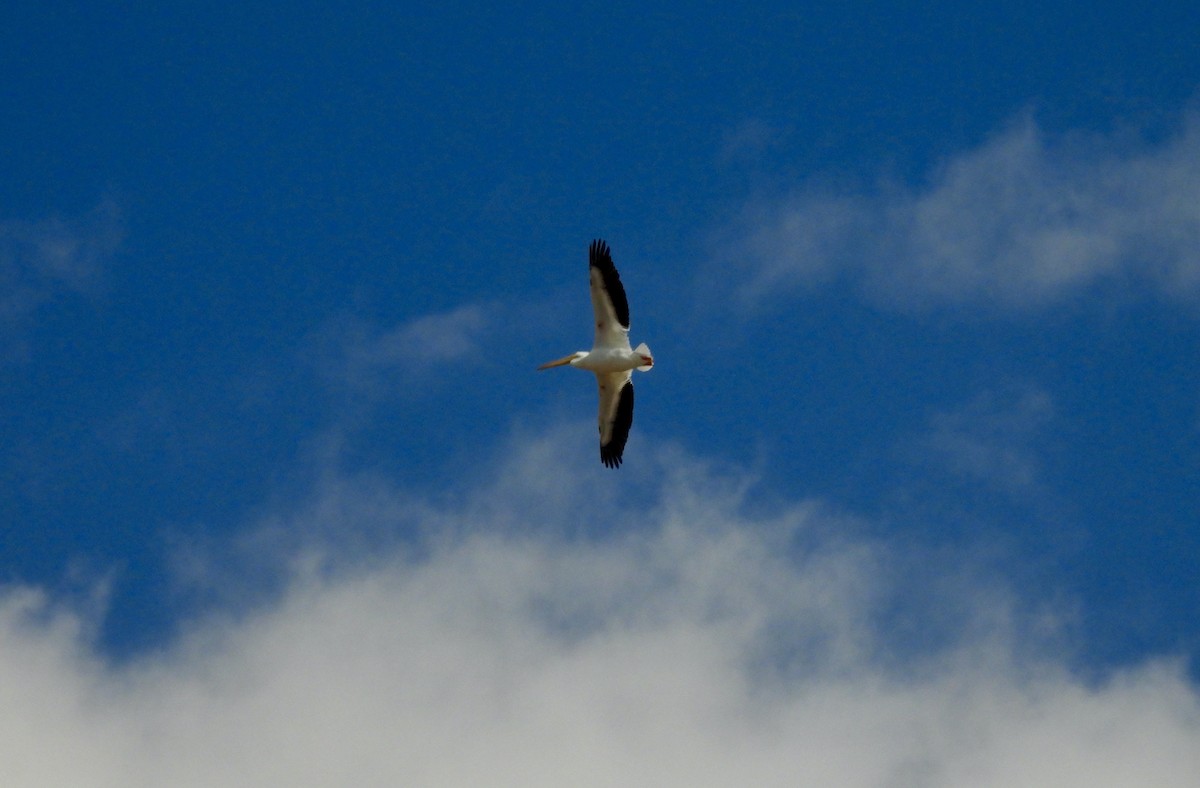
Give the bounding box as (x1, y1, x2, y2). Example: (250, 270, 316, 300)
(4, 2, 1200, 783)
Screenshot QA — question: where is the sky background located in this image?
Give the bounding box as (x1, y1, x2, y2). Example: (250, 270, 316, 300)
(3, 2, 1200, 784)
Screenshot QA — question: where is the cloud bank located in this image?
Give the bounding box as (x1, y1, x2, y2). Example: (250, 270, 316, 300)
(2, 430, 1198, 787)
(721, 113, 1200, 312)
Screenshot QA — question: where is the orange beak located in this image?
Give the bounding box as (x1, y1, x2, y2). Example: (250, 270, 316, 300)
(537, 354, 576, 370)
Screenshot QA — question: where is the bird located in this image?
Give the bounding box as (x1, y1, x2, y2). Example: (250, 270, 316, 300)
(539, 239, 653, 468)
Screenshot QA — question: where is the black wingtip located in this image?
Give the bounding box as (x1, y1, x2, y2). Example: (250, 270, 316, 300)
(588, 238, 630, 329)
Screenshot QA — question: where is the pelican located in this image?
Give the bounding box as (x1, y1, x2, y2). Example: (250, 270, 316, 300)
(539, 239, 653, 468)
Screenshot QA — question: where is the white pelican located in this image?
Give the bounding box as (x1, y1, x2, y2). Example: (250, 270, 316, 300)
(539, 239, 653, 468)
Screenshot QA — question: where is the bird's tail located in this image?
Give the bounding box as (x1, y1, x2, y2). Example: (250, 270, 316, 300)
(634, 342, 653, 372)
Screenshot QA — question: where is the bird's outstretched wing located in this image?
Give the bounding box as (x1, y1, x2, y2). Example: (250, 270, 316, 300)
(596, 371, 634, 469)
(588, 239, 632, 351)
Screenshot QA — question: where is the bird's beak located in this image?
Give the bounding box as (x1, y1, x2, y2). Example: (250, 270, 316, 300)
(537, 354, 575, 370)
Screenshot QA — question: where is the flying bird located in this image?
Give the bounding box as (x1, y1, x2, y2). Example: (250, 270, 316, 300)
(539, 239, 653, 468)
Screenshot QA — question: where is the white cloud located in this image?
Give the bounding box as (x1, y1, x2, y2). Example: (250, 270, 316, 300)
(2, 430, 1199, 787)
(720, 112, 1200, 312)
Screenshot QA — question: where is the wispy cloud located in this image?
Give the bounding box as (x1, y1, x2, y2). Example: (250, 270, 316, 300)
(920, 385, 1056, 493)
(718, 118, 789, 165)
(356, 304, 490, 366)
(0, 200, 122, 357)
(2, 429, 1198, 786)
(317, 303, 493, 395)
(718, 112, 1200, 312)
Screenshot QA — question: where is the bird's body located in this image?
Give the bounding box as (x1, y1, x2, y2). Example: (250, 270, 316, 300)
(539, 239, 653, 468)
(565, 346, 650, 374)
